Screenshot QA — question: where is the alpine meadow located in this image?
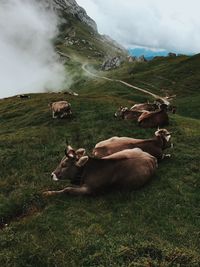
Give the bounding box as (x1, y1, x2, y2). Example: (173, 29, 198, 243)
(0, 1, 200, 266)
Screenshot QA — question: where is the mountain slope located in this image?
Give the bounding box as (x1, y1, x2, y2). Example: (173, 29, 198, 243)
(41, 0, 128, 60)
(0, 1, 200, 266)
(42, 0, 98, 31)
(102, 54, 200, 119)
(0, 85, 199, 266)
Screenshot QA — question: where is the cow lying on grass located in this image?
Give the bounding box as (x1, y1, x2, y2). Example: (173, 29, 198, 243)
(130, 103, 158, 112)
(115, 104, 169, 128)
(43, 145, 157, 197)
(49, 101, 72, 119)
(115, 106, 144, 120)
(93, 128, 173, 160)
(138, 105, 169, 128)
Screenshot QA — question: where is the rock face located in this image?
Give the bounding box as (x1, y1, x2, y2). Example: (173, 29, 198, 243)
(137, 55, 147, 62)
(101, 56, 122, 71)
(40, 0, 97, 32)
(168, 52, 176, 57)
(127, 55, 147, 63)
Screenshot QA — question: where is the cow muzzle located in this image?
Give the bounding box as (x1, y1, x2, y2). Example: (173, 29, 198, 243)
(51, 173, 59, 181)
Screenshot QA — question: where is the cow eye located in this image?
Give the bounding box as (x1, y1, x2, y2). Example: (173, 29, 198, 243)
(61, 162, 67, 167)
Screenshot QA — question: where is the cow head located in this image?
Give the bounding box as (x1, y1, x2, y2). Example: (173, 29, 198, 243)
(159, 103, 168, 111)
(114, 106, 129, 118)
(51, 145, 89, 181)
(155, 128, 172, 148)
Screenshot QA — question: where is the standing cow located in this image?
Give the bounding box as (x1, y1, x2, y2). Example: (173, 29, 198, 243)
(43, 145, 157, 197)
(49, 101, 72, 119)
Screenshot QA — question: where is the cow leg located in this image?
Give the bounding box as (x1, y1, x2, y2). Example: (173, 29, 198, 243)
(43, 185, 91, 197)
(52, 111, 57, 119)
(60, 113, 65, 119)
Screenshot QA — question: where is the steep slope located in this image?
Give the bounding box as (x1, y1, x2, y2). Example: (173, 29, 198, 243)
(0, 86, 199, 266)
(38, 0, 127, 60)
(41, 0, 98, 31)
(0, 1, 199, 266)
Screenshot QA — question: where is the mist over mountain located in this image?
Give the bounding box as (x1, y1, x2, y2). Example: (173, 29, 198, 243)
(0, 0, 127, 99)
(0, 0, 69, 98)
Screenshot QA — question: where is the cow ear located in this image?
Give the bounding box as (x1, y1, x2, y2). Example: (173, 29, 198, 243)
(76, 148, 86, 159)
(76, 156, 89, 167)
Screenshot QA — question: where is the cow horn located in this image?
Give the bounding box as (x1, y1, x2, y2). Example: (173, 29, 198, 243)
(66, 146, 75, 158)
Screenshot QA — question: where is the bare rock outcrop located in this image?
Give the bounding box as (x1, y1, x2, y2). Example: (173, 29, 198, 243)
(101, 56, 123, 71)
(40, 0, 97, 32)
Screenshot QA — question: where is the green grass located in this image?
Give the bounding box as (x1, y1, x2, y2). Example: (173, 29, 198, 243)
(0, 69, 200, 266)
(1, 6, 200, 265)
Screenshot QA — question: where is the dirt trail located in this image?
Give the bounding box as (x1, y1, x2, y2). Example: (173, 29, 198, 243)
(82, 63, 170, 105)
(56, 49, 171, 105)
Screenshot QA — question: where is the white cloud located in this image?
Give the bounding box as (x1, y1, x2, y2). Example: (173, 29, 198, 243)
(0, 0, 67, 98)
(77, 0, 200, 54)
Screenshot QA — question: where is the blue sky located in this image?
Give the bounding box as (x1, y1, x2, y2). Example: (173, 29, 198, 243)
(77, 0, 200, 54)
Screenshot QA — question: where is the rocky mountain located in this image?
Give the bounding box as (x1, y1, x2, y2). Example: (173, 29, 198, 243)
(41, 0, 97, 32)
(39, 0, 127, 62)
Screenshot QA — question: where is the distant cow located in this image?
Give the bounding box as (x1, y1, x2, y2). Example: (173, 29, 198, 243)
(138, 105, 169, 128)
(114, 107, 144, 120)
(130, 103, 158, 112)
(43, 145, 157, 197)
(49, 101, 72, 119)
(93, 128, 173, 160)
(17, 94, 30, 99)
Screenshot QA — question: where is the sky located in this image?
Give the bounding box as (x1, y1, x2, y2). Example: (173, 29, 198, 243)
(76, 0, 200, 54)
(0, 0, 67, 98)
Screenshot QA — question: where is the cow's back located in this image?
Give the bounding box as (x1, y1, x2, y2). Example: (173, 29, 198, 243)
(93, 137, 144, 158)
(52, 101, 70, 112)
(138, 110, 169, 128)
(93, 137, 163, 159)
(81, 151, 157, 192)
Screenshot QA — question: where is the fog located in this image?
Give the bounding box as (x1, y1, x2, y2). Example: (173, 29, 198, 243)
(77, 0, 200, 54)
(0, 0, 67, 98)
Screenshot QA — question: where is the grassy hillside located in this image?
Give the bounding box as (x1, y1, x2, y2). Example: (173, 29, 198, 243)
(104, 54, 200, 119)
(0, 64, 200, 266)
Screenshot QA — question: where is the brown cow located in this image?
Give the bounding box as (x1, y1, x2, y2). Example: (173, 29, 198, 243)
(43, 146, 157, 196)
(130, 103, 158, 112)
(138, 105, 169, 128)
(114, 107, 145, 120)
(93, 128, 173, 160)
(49, 101, 72, 119)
